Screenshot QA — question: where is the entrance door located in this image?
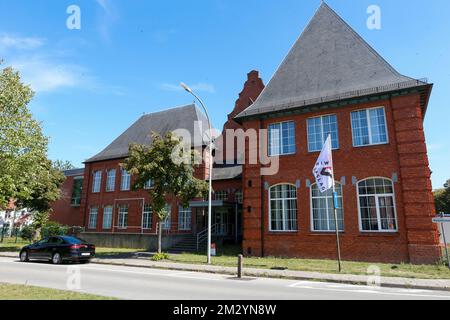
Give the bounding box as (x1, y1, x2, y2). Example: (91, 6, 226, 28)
(215, 208, 229, 235)
(196, 208, 207, 233)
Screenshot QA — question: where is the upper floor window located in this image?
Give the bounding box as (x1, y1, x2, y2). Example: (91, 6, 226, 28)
(235, 190, 243, 204)
(268, 121, 296, 156)
(215, 190, 229, 201)
(121, 169, 131, 191)
(144, 179, 153, 190)
(351, 107, 388, 147)
(106, 169, 116, 192)
(71, 177, 83, 206)
(92, 171, 102, 193)
(311, 182, 344, 232)
(358, 178, 397, 232)
(269, 184, 298, 232)
(307, 115, 339, 152)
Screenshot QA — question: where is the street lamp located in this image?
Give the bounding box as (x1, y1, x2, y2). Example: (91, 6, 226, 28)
(180, 82, 213, 264)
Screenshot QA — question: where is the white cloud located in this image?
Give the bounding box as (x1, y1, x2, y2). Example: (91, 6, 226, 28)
(10, 57, 93, 93)
(161, 82, 216, 94)
(0, 34, 45, 50)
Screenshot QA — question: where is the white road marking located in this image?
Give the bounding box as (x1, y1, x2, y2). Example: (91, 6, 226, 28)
(288, 281, 450, 299)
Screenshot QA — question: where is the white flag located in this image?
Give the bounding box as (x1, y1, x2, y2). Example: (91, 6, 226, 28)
(312, 135, 335, 193)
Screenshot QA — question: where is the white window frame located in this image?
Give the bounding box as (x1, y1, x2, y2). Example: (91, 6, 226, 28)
(235, 190, 243, 204)
(142, 204, 152, 230)
(102, 206, 113, 230)
(120, 169, 131, 191)
(92, 171, 102, 193)
(144, 179, 153, 190)
(351, 107, 389, 148)
(357, 177, 398, 233)
(178, 206, 192, 231)
(89, 207, 98, 229)
(310, 182, 344, 232)
(268, 121, 296, 157)
(215, 190, 229, 201)
(105, 169, 116, 192)
(306, 114, 339, 152)
(118, 205, 129, 229)
(268, 183, 298, 232)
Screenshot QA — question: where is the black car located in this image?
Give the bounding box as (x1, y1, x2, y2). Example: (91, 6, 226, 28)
(19, 236, 95, 264)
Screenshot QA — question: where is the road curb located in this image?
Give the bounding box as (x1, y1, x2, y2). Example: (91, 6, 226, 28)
(89, 258, 450, 293)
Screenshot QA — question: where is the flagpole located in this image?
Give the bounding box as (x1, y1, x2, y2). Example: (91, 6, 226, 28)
(329, 133, 342, 273)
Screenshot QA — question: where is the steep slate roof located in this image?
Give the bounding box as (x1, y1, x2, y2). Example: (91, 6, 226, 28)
(85, 104, 209, 163)
(236, 3, 428, 119)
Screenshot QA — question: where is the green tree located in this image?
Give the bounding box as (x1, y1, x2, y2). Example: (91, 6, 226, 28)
(0, 62, 66, 239)
(435, 187, 450, 214)
(0, 63, 48, 208)
(122, 132, 208, 253)
(53, 160, 76, 171)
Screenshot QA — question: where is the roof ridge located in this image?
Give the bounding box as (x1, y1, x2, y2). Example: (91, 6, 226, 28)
(142, 103, 196, 117)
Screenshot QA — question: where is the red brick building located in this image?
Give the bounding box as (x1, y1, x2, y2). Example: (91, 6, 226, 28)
(51, 3, 440, 263)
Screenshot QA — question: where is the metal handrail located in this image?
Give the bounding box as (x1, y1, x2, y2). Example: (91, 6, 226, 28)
(197, 224, 219, 251)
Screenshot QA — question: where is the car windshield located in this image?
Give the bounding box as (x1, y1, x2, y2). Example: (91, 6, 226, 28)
(61, 236, 88, 244)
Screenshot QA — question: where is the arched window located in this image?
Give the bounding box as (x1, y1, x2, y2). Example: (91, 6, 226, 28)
(269, 184, 298, 232)
(311, 182, 344, 232)
(358, 178, 397, 232)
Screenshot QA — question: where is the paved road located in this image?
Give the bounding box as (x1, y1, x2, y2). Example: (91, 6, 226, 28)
(1, 257, 450, 300)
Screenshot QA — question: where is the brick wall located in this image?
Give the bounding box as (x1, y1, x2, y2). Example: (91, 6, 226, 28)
(50, 175, 84, 226)
(241, 92, 441, 264)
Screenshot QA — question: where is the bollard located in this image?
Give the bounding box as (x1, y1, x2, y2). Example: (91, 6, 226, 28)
(237, 254, 244, 278)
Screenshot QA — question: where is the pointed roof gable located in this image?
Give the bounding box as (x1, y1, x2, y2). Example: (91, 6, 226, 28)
(236, 3, 428, 119)
(85, 104, 209, 163)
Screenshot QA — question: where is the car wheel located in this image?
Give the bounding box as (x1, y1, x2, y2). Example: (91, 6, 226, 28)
(20, 251, 29, 262)
(52, 252, 62, 265)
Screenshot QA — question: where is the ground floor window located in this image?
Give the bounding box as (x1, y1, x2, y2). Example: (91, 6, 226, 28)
(103, 206, 113, 229)
(311, 183, 344, 232)
(118, 205, 129, 229)
(269, 184, 298, 231)
(89, 207, 98, 229)
(161, 204, 172, 230)
(178, 206, 192, 231)
(358, 178, 397, 232)
(142, 204, 152, 230)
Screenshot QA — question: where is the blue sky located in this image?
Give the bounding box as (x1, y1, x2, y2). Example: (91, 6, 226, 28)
(0, 0, 449, 189)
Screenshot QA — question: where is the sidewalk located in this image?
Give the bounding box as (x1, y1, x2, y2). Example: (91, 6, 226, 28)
(3, 251, 450, 292)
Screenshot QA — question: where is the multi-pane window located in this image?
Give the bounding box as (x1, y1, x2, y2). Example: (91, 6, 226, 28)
(307, 115, 339, 152)
(106, 169, 116, 192)
(178, 206, 192, 231)
(103, 206, 113, 229)
(311, 183, 344, 232)
(92, 171, 102, 193)
(118, 205, 129, 229)
(235, 190, 243, 204)
(161, 204, 172, 230)
(351, 107, 388, 147)
(269, 184, 298, 232)
(268, 121, 296, 156)
(144, 179, 153, 190)
(215, 190, 229, 201)
(89, 207, 98, 229)
(71, 177, 83, 206)
(142, 204, 152, 229)
(121, 169, 131, 191)
(358, 178, 397, 232)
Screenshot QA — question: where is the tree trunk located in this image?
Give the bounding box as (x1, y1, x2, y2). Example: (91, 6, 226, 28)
(158, 220, 162, 254)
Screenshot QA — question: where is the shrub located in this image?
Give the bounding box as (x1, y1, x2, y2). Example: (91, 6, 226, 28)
(151, 252, 170, 261)
(41, 221, 69, 238)
(20, 225, 34, 242)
